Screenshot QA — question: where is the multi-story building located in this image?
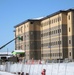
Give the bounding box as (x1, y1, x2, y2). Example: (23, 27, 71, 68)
(14, 9, 74, 60)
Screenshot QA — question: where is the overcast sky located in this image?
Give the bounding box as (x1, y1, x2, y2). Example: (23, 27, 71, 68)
(0, 0, 74, 52)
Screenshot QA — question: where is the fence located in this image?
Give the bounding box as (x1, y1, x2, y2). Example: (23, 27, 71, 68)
(0, 60, 74, 75)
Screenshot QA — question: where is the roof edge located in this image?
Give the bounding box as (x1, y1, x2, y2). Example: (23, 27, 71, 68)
(14, 19, 41, 28)
(14, 8, 74, 28)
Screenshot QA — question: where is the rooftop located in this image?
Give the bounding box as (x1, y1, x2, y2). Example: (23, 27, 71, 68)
(14, 8, 74, 28)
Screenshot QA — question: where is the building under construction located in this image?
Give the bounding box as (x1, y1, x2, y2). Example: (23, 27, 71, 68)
(14, 9, 74, 61)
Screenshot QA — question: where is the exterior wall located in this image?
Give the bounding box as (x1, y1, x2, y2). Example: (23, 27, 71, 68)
(26, 21, 41, 60)
(67, 11, 74, 59)
(15, 24, 25, 50)
(62, 13, 68, 59)
(41, 18, 49, 60)
(14, 9, 74, 60)
(15, 20, 41, 60)
(41, 13, 68, 60)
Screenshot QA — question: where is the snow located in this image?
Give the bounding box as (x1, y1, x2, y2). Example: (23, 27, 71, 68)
(31, 17, 44, 20)
(0, 62, 74, 75)
(0, 71, 16, 75)
(13, 50, 25, 52)
(0, 52, 12, 55)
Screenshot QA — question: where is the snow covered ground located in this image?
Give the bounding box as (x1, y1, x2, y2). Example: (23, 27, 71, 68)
(0, 62, 74, 75)
(0, 71, 16, 75)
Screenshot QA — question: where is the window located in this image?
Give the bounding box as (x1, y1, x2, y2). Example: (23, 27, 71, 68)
(31, 42, 32, 44)
(49, 32, 51, 35)
(69, 52, 71, 56)
(69, 27, 70, 32)
(21, 27, 23, 32)
(47, 21, 49, 25)
(58, 17, 59, 21)
(20, 45, 22, 49)
(41, 24, 42, 27)
(69, 15, 70, 20)
(58, 29, 59, 33)
(52, 19, 53, 23)
(52, 31, 53, 34)
(18, 46, 20, 49)
(56, 30, 57, 34)
(24, 25, 26, 28)
(41, 44, 43, 47)
(58, 29, 61, 33)
(18, 28, 20, 32)
(54, 42, 56, 45)
(30, 21, 33, 24)
(56, 18, 57, 22)
(27, 25, 28, 27)
(27, 35, 29, 37)
(54, 19, 55, 23)
(41, 34, 43, 37)
(60, 29, 61, 33)
(49, 20, 51, 24)
(31, 32, 33, 34)
(54, 30, 55, 34)
(69, 40, 71, 44)
(47, 32, 48, 36)
(58, 41, 61, 44)
(21, 36, 23, 41)
(56, 41, 57, 45)
(58, 17, 61, 21)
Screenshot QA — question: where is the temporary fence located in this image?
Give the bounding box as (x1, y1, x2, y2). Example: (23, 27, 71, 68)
(0, 60, 74, 75)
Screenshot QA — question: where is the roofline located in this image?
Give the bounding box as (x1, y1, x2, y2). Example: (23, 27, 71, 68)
(41, 10, 67, 20)
(67, 8, 74, 11)
(14, 8, 74, 28)
(41, 9, 74, 20)
(14, 19, 41, 28)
